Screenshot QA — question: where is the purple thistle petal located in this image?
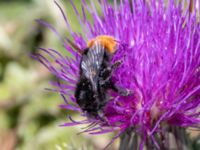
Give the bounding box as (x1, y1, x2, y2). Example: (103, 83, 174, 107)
(59, 104, 80, 111)
(35, 19, 62, 40)
(54, 0, 73, 35)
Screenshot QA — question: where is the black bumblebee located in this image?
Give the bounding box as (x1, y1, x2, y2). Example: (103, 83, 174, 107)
(73, 35, 129, 119)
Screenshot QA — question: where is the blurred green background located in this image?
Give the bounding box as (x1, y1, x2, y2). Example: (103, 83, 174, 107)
(0, 0, 199, 150)
(0, 0, 116, 150)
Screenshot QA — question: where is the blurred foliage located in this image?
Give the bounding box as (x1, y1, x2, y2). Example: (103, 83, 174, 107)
(0, 0, 199, 150)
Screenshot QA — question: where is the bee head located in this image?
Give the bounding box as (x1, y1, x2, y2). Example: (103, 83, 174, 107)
(87, 35, 117, 54)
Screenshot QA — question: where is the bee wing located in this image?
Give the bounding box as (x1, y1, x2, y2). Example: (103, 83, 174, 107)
(81, 42, 105, 90)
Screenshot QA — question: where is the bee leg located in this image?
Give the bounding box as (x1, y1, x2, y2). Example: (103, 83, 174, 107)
(99, 77, 110, 86)
(109, 81, 132, 96)
(98, 110, 109, 123)
(99, 67, 112, 85)
(97, 110, 105, 120)
(111, 60, 122, 70)
(99, 61, 122, 85)
(118, 88, 132, 96)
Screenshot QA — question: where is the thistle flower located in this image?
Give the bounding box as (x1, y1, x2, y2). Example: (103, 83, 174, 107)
(35, 0, 200, 149)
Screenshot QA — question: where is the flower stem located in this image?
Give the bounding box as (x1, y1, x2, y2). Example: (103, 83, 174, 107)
(119, 126, 193, 150)
(119, 129, 138, 150)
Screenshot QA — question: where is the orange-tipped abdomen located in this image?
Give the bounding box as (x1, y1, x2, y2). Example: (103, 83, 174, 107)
(87, 35, 117, 54)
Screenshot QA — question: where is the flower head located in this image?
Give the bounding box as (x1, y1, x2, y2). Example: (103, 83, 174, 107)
(36, 0, 200, 148)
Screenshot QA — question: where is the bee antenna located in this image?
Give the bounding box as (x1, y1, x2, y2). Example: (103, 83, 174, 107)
(66, 38, 83, 54)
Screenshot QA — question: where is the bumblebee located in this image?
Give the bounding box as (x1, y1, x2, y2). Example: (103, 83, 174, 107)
(74, 35, 129, 119)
